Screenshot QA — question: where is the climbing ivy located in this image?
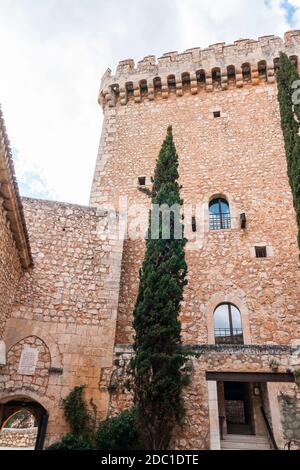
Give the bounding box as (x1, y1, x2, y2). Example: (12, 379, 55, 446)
(277, 53, 300, 247)
(47, 386, 139, 450)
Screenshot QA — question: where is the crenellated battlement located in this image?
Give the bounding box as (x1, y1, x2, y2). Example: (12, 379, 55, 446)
(99, 30, 300, 108)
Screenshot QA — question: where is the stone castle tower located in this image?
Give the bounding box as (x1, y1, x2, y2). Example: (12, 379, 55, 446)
(0, 30, 300, 450)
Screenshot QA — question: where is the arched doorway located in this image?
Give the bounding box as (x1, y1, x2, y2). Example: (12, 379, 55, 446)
(0, 397, 48, 450)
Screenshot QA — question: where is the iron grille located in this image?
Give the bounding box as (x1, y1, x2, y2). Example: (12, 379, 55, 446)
(209, 213, 231, 230)
(215, 328, 244, 345)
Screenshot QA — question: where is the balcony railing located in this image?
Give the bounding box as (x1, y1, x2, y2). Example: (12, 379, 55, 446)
(209, 213, 231, 231)
(215, 328, 244, 345)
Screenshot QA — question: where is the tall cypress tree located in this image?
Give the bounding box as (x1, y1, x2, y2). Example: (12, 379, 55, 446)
(277, 53, 300, 247)
(131, 126, 188, 450)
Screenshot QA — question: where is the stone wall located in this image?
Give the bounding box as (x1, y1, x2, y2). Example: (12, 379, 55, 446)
(89, 31, 300, 449)
(106, 345, 299, 449)
(0, 105, 31, 341)
(1, 198, 124, 446)
(0, 200, 22, 339)
(0, 336, 50, 397)
(91, 72, 300, 348)
(99, 31, 300, 107)
(0, 427, 37, 448)
(279, 386, 300, 449)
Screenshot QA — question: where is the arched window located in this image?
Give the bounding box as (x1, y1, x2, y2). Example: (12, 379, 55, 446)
(273, 58, 280, 73)
(258, 60, 267, 78)
(196, 69, 206, 86)
(209, 198, 231, 230)
(290, 55, 298, 69)
(242, 63, 251, 81)
(126, 81, 134, 97)
(227, 65, 236, 82)
(182, 72, 191, 92)
(212, 67, 221, 84)
(153, 77, 162, 93)
(214, 303, 244, 344)
(139, 80, 148, 96)
(167, 74, 176, 91)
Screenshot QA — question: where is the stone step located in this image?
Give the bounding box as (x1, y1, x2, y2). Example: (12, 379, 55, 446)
(221, 443, 271, 450)
(221, 434, 271, 450)
(223, 434, 269, 443)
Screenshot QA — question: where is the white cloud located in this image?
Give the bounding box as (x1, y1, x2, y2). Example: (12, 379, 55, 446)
(174, 0, 291, 48)
(0, 0, 298, 204)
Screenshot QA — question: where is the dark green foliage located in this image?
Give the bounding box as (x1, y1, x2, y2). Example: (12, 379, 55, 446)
(62, 385, 91, 435)
(95, 408, 141, 450)
(277, 53, 300, 247)
(47, 385, 96, 450)
(47, 385, 139, 450)
(47, 433, 95, 450)
(131, 126, 188, 450)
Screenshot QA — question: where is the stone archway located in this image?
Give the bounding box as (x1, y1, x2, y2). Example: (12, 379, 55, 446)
(205, 291, 252, 345)
(0, 396, 48, 450)
(4, 319, 63, 369)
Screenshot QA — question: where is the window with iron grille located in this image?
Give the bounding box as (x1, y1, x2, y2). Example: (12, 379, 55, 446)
(214, 303, 244, 345)
(209, 198, 231, 230)
(255, 246, 267, 258)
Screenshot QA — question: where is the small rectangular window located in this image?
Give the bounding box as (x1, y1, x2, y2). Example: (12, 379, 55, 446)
(138, 176, 146, 186)
(255, 246, 267, 258)
(213, 111, 221, 118)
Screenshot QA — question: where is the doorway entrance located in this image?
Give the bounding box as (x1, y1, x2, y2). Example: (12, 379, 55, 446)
(224, 382, 254, 435)
(0, 398, 48, 450)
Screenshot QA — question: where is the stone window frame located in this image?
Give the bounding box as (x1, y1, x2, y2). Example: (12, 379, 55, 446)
(250, 243, 274, 259)
(204, 193, 241, 232)
(205, 292, 252, 345)
(135, 176, 151, 188)
(209, 107, 228, 119)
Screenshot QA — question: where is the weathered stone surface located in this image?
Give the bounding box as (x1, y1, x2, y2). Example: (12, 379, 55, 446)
(1, 199, 124, 446)
(0, 198, 22, 338)
(0, 428, 37, 448)
(90, 31, 300, 450)
(1, 30, 300, 450)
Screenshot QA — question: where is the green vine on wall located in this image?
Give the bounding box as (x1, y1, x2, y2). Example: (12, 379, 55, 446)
(47, 386, 140, 450)
(277, 53, 300, 248)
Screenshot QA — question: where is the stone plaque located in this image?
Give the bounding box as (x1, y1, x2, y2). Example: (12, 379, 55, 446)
(18, 348, 39, 375)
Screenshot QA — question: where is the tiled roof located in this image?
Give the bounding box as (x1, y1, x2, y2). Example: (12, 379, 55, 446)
(0, 105, 32, 268)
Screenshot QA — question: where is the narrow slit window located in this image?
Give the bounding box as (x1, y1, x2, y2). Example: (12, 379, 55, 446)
(255, 246, 267, 258)
(192, 216, 197, 233)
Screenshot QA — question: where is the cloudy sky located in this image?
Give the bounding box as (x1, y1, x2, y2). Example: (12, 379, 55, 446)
(0, 0, 300, 204)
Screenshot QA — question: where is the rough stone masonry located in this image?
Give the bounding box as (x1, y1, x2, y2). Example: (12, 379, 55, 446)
(0, 30, 300, 450)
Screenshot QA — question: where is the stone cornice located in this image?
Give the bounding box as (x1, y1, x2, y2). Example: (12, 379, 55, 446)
(99, 30, 300, 108)
(115, 344, 295, 355)
(0, 105, 32, 269)
(190, 344, 294, 355)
